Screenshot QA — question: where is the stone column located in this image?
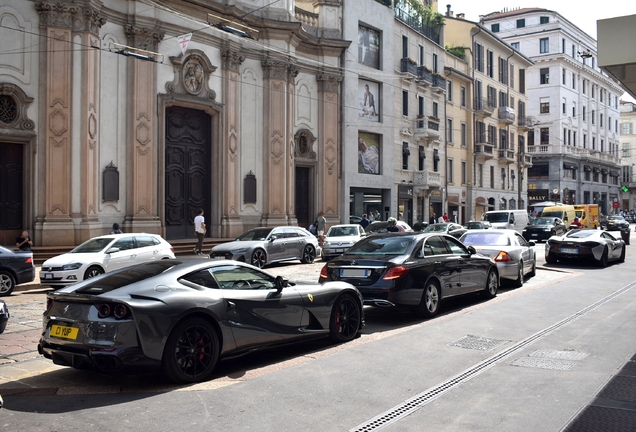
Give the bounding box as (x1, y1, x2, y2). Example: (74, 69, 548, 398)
(77, 5, 106, 241)
(286, 65, 299, 225)
(124, 25, 164, 233)
(36, 2, 77, 245)
(220, 44, 245, 238)
(317, 73, 342, 222)
(261, 58, 297, 226)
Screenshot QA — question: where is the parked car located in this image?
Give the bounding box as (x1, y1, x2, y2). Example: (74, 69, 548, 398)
(319, 232, 499, 318)
(422, 223, 468, 239)
(365, 220, 413, 233)
(321, 224, 366, 261)
(460, 229, 536, 287)
(521, 217, 568, 242)
(0, 246, 36, 296)
(349, 215, 363, 224)
(0, 300, 9, 333)
(464, 221, 492, 230)
(39, 259, 364, 383)
(545, 229, 626, 267)
(40, 234, 175, 288)
(210, 226, 318, 269)
(604, 215, 631, 245)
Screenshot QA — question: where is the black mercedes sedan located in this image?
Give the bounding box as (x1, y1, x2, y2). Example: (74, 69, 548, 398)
(319, 233, 499, 318)
(39, 259, 364, 383)
(0, 246, 36, 296)
(522, 217, 567, 242)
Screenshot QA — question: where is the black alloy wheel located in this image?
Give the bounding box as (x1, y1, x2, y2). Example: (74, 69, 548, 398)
(329, 294, 361, 343)
(619, 245, 626, 263)
(0, 271, 15, 297)
(528, 256, 537, 277)
(84, 266, 104, 280)
(251, 249, 266, 269)
(545, 252, 557, 264)
(597, 247, 609, 267)
(301, 245, 316, 264)
(162, 318, 219, 383)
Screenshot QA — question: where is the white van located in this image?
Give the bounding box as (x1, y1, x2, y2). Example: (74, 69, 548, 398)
(482, 210, 530, 233)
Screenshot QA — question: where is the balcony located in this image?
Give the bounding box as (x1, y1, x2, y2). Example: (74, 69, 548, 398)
(520, 154, 533, 167)
(414, 169, 442, 188)
(474, 142, 495, 160)
(498, 106, 515, 125)
(498, 149, 516, 163)
(414, 116, 440, 141)
(474, 98, 494, 117)
(400, 58, 418, 75)
(517, 116, 533, 131)
(394, 6, 441, 44)
(417, 67, 434, 86)
(433, 74, 446, 92)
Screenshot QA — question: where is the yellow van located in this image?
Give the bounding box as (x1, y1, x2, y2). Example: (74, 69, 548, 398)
(540, 205, 576, 224)
(574, 204, 600, 228)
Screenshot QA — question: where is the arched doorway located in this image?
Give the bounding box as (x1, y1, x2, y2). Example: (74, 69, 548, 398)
(0, 143, 23, 245)
(164, 106, 211, 240)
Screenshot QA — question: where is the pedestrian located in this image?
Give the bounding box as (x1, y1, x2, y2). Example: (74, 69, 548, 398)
(110, 223, 122, 234)
(443, 212, 449, 222)
(16, 230, 33, 251)
(360, 214, 370, 229)
(194, 209, 206, 255)
(374, 210, 381, 221)
(386, 217, 400, 232)
(317, 211, 327, 247)
(430, 213, 437, 225)
(309, 220, 318, 236)
(369, 212, 375, 222)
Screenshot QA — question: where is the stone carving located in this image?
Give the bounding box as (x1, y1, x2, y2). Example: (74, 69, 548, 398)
(36, 2, 105, 35)
(0, 83, 35, 130)
(262, 59, 298, 83)
(125, 25, 164, 52)
(317, 73, 342, 93)
(167, 50, 218, 102)
(221, 46, 245, 73)
(294, 129, 317, 160)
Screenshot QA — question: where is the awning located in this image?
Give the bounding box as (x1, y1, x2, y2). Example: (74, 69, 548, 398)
(584, 165, 592, 172)
(601, 168, 608, 174)
(610, 171, 620, 177)
(563, 162, 578, 170)
(448, 194, 466, 206)
(593, 167, 600, 173)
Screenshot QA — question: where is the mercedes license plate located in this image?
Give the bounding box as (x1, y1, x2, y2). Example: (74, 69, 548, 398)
(341, 268, 370, 278)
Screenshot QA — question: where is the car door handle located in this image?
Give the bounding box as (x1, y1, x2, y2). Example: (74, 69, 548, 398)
(227, 301, 236, 310)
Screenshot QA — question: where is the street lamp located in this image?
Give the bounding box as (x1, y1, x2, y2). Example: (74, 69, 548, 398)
(577, 49, 593, 59)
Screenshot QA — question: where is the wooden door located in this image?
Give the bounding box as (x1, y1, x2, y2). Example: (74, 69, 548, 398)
(165, 107, 211, 240)
(0, 143, 23, 245)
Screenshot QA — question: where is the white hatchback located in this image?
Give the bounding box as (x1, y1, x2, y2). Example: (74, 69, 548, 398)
(321, 224, 367, 260)
(40, 233, 175, 288)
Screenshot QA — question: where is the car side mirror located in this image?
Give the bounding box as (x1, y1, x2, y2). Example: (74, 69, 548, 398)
(269, 235, 277, 242)
(106, 247, 120, 254)
(275, 275, 288, 292)
(467, 245, 477, 255)
(528, 241, 536, 247)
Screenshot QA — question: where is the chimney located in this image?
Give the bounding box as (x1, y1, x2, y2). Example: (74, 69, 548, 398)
(457, 13, 465, 19)
(446, 4, 451, 17)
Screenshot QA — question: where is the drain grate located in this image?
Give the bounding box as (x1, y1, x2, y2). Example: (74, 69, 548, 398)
(529, 349, 589, 361)
(511, 357, 577, 371)
(449, 335, 509, 351)
(597, 375, 636, 403)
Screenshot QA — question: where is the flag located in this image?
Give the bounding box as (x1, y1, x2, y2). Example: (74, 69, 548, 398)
(177, 33, 192, 55)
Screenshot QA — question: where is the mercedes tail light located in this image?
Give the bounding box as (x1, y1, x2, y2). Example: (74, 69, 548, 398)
(383, 266, 409, 280)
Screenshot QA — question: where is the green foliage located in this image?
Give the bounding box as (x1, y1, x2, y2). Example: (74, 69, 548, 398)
(445, 44, 467, 59)
(375, 0, 392, 7)
(394, 0, 446, 29)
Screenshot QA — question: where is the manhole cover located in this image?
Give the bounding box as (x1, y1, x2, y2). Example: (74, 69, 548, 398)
(529, 349, 588, 361)
(449, 335, 509, 351)
(511, 357, 577, 371)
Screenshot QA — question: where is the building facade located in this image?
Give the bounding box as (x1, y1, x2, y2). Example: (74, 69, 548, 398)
(620, 101, 636, 210)
(482, 8, 623, 215)
(444, 9, 533, 221)
(0, 0, 348, 246)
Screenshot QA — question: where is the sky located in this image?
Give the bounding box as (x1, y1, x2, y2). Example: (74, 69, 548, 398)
(443, 1, 636, 40)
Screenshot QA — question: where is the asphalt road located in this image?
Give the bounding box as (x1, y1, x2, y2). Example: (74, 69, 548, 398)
(1, 237, 636, 431)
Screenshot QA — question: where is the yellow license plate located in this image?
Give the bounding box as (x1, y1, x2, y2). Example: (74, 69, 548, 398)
(50, 324, 79, 340)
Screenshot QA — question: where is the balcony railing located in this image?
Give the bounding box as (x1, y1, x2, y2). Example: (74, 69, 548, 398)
(498, 149, 516, 162)
(414, 116, 440, 141)
(417, 67, 434, 84)
(527, 144, 620, 163)
(394, 6, 441, 44)
(433, 74, 446, 90)
(400, 58, 419, 75)
(475, 143, 495, 159)
(498, 106, 515, 124)
(517, 116, 533, 130)
(294, 7, 318, 27)
(414, 169, 442, 187)
(474, 98, 494, 116)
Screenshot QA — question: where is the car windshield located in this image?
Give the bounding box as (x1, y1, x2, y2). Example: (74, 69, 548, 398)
(328, 227, 358, 237)
(461, 232, 510, 246)
(566, 230, 596, 238)
(531, 218, 554, 226)
(345, 236, 414, 256)
(365, 222, 387, 233)
(483, 213, 509, 223)
(423, 224, 447, 232)
(71, 238, 114, 253)
(608, 216, 624, 221)
(237, 228, 273, 241)
(541, 211, 562, 218)
(0, 246, 12, 254)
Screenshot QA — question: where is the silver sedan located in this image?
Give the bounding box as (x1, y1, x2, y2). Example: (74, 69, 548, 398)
(459, 229, 536, 287)
(210, 226, 319, 268)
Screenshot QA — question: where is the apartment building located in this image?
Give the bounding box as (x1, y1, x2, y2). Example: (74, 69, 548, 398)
(444, 9, 533, 221)
(482, 8, 623, 215)
(620, 102, 636, 209)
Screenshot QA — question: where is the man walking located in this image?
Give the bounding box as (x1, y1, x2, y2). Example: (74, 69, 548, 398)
(194, 209, 206, 255)
(360, 214, 370, 229)
(317, 211, 327, 247)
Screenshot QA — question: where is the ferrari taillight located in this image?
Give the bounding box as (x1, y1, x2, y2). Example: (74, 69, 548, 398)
(494, 251, 513, 262)
(97, 303, 111, 318)
(383, 266, 409, 280)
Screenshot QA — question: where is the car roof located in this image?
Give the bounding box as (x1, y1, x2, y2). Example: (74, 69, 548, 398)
(330, 224, 361, 228)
